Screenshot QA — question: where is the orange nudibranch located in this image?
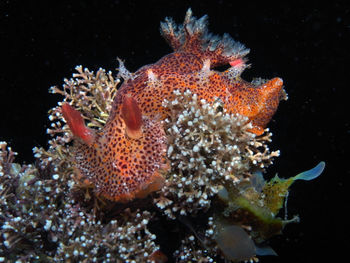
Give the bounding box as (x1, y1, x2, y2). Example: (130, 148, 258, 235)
(114, 9, 286, 136)
(62, 97, 168, 203)
(63, 9, 286, 202)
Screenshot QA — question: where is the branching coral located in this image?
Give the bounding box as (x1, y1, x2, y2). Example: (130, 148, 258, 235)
(154, 90, 279, 219)
(49, 65, 119, 129)
(52, 209, 158, 262)
(173, 216, 217, 263)
(1, 141, 160, 262)
(32, 66, 120, 178)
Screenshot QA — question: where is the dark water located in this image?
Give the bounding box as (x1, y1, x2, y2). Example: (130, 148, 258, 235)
(1, 1, 348, 262)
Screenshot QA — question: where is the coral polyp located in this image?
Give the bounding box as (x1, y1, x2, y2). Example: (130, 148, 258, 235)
(154, 89, 280, 219)
(0, 9, 324, 262)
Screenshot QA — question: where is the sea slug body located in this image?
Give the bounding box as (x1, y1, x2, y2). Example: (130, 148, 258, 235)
(62, 9, 286, 202)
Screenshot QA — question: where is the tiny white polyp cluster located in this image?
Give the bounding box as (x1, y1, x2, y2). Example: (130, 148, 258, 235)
(155, 90, 279, 219)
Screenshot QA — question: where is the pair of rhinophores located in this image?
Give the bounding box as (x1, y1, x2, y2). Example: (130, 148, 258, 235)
(62, 9, 286, 202)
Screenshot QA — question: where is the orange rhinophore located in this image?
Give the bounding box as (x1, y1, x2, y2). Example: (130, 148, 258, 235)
(121, 94, 143, 139)
(61, 103, 94, 145)
(64, 9, 286, 202)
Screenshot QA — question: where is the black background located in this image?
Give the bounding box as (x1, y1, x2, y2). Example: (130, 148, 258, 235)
(1, 1, 348, 262)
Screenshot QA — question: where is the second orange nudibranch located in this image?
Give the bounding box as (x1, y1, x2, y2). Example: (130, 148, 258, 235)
(62, 9, 286, 202)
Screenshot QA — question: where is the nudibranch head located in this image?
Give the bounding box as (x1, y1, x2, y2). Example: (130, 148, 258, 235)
(62, 97, 168, 202)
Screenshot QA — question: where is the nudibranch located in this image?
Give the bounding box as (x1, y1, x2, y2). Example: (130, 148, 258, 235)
(62, 99, 168, 202)
(114, 9, 286, 135)
(62, 9, 286, 202)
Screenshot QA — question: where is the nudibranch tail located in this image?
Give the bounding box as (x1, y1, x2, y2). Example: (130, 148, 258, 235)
(61, 103, 94, 145)
(160, 8, 249, 68)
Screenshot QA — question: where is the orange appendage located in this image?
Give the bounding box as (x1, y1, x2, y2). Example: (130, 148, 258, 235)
(160, 8, 249, 68)
(121, 94, 143, 139)
(229, 58, 245, 68)
(74, 103, 168, 202)
(61, 103, 94, 145)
